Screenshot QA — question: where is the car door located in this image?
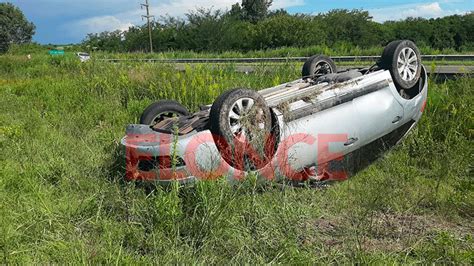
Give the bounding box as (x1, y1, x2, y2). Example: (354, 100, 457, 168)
(282, 100, 360, 171)
(352, 84, 404, 147)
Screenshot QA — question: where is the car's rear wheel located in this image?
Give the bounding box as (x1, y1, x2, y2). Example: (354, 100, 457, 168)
(379, 40, 421, 89)
(209, 89, 276, 171)
(140, 100, 190, 126)
(302, 55, 337, 79)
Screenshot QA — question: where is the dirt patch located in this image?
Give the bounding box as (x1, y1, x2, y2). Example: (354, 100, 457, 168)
(276, 101, 292, 121)
(303, 212, 474, 252)
(360, 213, 473, 252)
(274, 88, 324, 123)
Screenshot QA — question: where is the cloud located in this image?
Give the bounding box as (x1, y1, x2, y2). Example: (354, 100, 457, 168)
(148, 0, 237, 17)
(272, 0, 305, 10)
(369, 2, 465, 22)
(73, 16, 134, 34)
(67, 0, 305, 39)
(65, 15, 134, 41)
(144, 0, 305, 18)
(66, 0, 236, 39)
(406, 2, 443, 17)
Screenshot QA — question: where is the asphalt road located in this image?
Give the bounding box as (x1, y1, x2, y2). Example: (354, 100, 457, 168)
(173, 64, 473, 77)
(100, 54, 474, 63)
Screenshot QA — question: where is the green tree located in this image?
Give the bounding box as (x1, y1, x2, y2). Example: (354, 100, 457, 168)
(123, 26, 148, 52)
(0, 2, 35, 53)
(255, 14, 325, 49)
(241, 0, 273, 23)
(229, 3, 243, 19)
(83, 30, 124, 52)
(81, 4, 474, 53)
(320, 9, 381, 47)
(219, 19, 257, 50)
(184, 8, 225, 51)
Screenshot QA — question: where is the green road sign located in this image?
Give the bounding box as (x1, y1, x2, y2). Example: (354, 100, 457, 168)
(49, 50, 65, 55)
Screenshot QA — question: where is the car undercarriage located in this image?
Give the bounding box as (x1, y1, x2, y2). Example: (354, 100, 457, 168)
(121, 40, 428, 185)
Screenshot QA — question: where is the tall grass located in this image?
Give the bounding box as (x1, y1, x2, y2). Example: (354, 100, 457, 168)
(0, 55, 472, 263)
(7, 43, 473, 59)
(88, 44, 470, 59)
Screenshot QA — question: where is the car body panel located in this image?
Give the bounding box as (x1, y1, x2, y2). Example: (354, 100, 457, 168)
(353, 84, 405, 145)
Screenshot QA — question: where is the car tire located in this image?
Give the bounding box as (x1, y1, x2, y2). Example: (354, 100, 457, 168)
(209, 88, 276, 171)
(378, 40, 421, 89)
(302, 55, 337, 78)
(140, 100, 190, 126)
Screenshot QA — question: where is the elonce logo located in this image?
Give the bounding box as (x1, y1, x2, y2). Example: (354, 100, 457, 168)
(124, 132, 350, 182)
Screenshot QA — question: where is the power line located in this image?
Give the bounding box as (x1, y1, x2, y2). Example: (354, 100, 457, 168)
(141, 0, 154, 53)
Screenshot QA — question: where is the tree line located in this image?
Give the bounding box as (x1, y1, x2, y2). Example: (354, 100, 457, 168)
(1, 1, 473, 55)
(83, 1, 474, 53)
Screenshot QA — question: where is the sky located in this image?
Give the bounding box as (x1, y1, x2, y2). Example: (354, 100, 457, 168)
(3, 0, 472, 44)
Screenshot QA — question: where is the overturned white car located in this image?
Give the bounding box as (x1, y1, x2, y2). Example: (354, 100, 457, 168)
(121, 40, 428, 185)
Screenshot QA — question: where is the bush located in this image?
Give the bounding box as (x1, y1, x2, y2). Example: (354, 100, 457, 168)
(82, 9, 474, 53)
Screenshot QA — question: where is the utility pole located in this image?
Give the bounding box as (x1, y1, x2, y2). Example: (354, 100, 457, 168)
(141, 0, 154, 53)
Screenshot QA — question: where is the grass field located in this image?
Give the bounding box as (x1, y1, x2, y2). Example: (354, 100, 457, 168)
(9, 43, 474, 58)
(0, 55, 473, 263)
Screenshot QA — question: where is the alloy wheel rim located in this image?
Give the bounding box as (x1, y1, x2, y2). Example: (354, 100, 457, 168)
(313, 61, 332, 76)
(397, 47, 418, 82)
(228, 97, 265, 141)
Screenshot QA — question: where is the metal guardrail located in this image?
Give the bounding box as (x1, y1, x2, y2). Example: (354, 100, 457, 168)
(170, 65, 472, 76)
(95, 56, 472, 78)
(98, 54, 474, 63)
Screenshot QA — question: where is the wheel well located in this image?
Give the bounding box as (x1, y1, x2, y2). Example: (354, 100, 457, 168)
(396, 66, 426, 100)
(269, 108, 281, 154)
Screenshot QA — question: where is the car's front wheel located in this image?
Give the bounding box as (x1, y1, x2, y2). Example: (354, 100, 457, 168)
(209, 89, 276, 171)
(379, 40, 421, 90)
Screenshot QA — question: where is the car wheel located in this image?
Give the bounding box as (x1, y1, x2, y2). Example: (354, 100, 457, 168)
(301, 55, 337, 78)
(209, 88, 276, 171)
(379, 40, 421, 89)
(140, 100, 190, 126)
